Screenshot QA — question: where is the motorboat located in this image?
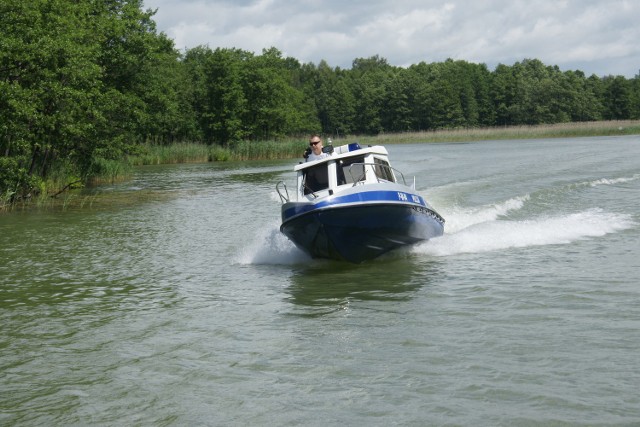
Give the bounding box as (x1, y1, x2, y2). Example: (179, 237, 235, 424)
(276, 142, 445, 263)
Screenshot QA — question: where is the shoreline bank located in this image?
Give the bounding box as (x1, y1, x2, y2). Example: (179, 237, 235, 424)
(2, 120, 639, 211)
(128, 120, 640, 166)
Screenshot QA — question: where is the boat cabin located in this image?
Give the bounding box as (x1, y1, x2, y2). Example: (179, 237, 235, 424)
(293, 143, 402, 200)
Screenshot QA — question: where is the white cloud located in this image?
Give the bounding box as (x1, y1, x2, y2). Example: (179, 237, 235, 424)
(144, 0, 640, 77)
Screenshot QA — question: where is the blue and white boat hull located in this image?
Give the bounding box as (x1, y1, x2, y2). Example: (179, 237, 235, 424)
(280, 186, 444, 263)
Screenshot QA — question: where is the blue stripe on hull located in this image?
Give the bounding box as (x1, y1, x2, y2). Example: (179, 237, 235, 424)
(280, 203, 444, 263)
(282, 190, 429, 221)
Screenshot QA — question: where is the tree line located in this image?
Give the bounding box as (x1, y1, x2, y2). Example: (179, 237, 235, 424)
(2, 0, 640, 200)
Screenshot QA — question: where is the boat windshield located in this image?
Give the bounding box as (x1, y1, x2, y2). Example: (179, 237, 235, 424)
(300, 153, 396, 195)
(374, 158, 395, 182)
(302, 163, 329, 194)
(337, 155, 366, 185)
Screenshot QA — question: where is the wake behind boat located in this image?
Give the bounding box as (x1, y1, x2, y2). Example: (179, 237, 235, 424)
(276, 142, 445, 263)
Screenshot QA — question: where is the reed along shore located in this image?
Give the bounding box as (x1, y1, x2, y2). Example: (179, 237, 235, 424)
(3, 120, 639, 211)
(130, 119, 640, 165)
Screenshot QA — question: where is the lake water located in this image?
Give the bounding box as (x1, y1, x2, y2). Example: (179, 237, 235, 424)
(1, 136, 639, 425)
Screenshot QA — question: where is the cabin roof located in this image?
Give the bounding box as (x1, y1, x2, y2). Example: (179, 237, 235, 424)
(294, 144, 389, 171)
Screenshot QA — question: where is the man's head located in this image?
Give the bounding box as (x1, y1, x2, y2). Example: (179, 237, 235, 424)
(309, 135, 323, 155)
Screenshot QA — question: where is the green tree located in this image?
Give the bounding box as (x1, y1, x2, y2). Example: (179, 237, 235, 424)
(242, 48, 317, 140)
(137, 34, 195, 144)
(204, 47, 251, 144)
(311, 60, 354, 137)
(0, 0, 189, 198)
(418, 61, 466, 129)
(563, 70, 603, 121)
(182, 46, 213, 142)
(630, 72, 640, 119)
(1, 0, 104, 189)
(470, 63, 496, 126)
(602, 75, 632, 120)
(350, 55, 390, 134)
(94, 0, 187, 150)
(381, 70, 413, 132)
(491, 63, 517, 125)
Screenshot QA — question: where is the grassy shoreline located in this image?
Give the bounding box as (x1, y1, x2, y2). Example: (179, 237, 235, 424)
(129, 119, 640, 165)
(355, 120, 640, 145)
(2, 120, 639, 211)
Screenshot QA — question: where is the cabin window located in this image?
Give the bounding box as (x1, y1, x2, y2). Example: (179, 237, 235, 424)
(303, 163, 329, 194)
(338, 155, 366, 185)
(374, 158, 395, 182)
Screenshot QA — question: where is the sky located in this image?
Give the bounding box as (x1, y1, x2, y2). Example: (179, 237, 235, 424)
(142, 0, 639, 77)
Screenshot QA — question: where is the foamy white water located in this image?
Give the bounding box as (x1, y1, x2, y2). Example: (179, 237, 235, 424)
(237, 222, 309, 265)
(434, 195, 530, 233)
(415, 209, 634, 256)
(585, 173, 640, 187)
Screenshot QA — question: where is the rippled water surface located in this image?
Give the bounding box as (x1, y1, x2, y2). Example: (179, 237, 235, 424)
(2, 136, 639, 425)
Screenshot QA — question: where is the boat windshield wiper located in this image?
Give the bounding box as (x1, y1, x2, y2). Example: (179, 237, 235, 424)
(302, 179, 318, 199)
